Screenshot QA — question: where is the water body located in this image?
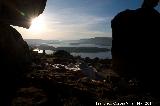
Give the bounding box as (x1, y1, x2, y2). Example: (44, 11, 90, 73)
(34, 49, 112, 59)
(71, 52, 111, 59)
(48, 43, 110, 48)
(34, 43, 112, 59)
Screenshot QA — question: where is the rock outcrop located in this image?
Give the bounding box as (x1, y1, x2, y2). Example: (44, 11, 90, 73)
(111, 6, 160, 93)
(0, 23, 30, 72)
(0, 0, 47, 28)
(0, 0, 47, 105)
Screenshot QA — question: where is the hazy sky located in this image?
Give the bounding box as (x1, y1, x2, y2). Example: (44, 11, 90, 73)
(15, 0, 159, 40)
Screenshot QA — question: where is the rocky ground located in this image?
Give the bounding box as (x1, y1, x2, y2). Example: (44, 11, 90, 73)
(11, 50, 160, 106)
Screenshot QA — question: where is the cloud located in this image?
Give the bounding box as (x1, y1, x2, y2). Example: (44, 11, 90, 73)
(15, 5, 113, 40)
(45, 8, 112, 33)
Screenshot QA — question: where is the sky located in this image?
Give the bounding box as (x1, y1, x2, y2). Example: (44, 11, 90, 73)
(14, 0, 160, 40)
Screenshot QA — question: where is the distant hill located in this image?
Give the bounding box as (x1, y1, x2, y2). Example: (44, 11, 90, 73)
(25, 37, 112, 46)
(78, 37, 112, 46)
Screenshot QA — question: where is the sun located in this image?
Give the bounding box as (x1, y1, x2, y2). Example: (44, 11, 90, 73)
(29, 15, 46, 34)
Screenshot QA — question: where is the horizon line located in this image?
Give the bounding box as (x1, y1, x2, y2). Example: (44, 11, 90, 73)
(24, 36, 112, 40)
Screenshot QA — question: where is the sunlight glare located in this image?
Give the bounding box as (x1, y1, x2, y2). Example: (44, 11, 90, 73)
(29, 15, 46, 34)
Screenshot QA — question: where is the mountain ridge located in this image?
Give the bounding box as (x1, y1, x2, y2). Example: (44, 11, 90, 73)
(25, 37, 112, 46)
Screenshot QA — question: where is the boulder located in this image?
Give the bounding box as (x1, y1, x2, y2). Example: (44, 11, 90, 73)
(0, 0, 47, 105)
(0, 23, 30, 70)
(0, 0, 47, 28)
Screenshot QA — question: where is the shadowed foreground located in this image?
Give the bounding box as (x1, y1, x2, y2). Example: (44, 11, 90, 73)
(10, 51, 160, 106)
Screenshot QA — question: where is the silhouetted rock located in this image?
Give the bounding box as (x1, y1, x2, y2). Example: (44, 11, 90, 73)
(52, 50, 74, 64)
(0, 23, 32, 105)
(111, 0, 160, 94)
(0, 23, 31, 69)
(0, 0, 47, 28)
(0, 0, 47, 105)
(53, 50, 73, 59)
